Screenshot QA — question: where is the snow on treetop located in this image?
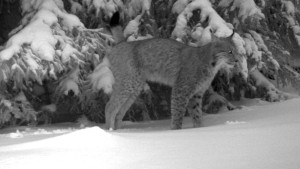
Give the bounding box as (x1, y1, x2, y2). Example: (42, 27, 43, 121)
(281, 1, 300, 47)
(82, 0, 123, 19)
(218, 0, 265, 22)
(281, 0, 296, 16)
(92, 0, 117, 18)
(171, 0, 248, 75)
(127, 0, 152, 18)
(124, 14, 142, 38)
(0, 18, 57, 61)
(172, 0, 190, 14)
(0, 0, 84, 61)
(172, 0, 233, 43)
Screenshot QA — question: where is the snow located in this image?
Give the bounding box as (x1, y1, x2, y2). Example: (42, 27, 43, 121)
(1, 97, 300, 169)
(0, 0, 84, 62)
(89, 57, 115, 94)
(55, 67, 80, 96)
(172, 0, 233, 43)
(69, 0, 83, 14)
(124, 14, 142, 38)
(218, 0, 265, 22)
(60, 13, 83, 30)
(171, 0, 248, 79)
(63, 79, 80, 95)
(92, 0, 106, 17)
(281, 1, 300, 47)
(282, 0, 295, 16)
(61, 44, 77, 63)
(248, 30, 280, 70)
(191, 24, 204, 41)
(87, 0, 121, 18)
(250, 69, 275, 89)
(0, 19, 57, 61)
(249, 69, 291, 101)
(127, 34, 153, 41)
(172, 0, 190, 14)
(127, 0, 152, 18)
(40, 104, 57, 113)
(244, 33, 262, 61)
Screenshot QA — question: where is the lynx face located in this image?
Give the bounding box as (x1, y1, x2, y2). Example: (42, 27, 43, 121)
(210, 35, 248, 79)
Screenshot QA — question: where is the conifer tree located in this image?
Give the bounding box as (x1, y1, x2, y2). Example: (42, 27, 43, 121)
(0, 0, 299, 127)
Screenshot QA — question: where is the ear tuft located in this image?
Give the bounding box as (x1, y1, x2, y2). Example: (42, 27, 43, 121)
(110, 11, 120, 28)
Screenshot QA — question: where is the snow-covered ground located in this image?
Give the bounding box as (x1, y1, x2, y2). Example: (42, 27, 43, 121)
(1, 98, 300, 169)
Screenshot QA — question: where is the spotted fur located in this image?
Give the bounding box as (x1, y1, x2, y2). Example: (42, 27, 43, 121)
(101, 31, 245, 130)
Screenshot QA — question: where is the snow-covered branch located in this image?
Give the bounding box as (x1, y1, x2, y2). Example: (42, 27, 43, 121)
(218, 0, 265, 22)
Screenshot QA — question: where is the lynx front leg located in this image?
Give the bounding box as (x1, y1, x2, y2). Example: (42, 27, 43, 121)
(187, 92, 204, 128)
(171, 79, 196, 130)
(105, 92, 124, 130)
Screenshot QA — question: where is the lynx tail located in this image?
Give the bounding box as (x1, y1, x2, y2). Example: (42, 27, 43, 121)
(110, 12, 125, 43)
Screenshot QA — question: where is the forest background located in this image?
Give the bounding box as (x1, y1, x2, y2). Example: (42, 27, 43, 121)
(0, 0, 299, 128)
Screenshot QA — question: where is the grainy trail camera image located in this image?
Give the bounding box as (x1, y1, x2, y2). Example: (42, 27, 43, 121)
(0, 0, 300, 168)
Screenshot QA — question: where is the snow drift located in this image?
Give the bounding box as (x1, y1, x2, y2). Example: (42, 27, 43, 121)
(0, 97, 300, 169)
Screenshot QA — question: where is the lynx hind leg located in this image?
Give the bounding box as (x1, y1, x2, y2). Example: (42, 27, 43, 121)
(115, 84, 152, 127)
(114, 92, 141, 129)
(105, 93, 118, 129)
(187, 92, 204, 128)
(105, 76, 144, 130)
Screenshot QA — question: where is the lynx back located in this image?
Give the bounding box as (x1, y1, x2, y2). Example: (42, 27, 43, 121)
(99, 12, 245, 130)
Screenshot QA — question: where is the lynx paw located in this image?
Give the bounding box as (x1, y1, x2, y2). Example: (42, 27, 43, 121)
(171, 123, 182, 130)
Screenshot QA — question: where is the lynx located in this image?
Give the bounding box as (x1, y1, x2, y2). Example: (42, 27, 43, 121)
(98, 12, 246, 130)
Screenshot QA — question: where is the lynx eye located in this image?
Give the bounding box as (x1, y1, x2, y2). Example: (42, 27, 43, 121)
(228, 50, 233, 54)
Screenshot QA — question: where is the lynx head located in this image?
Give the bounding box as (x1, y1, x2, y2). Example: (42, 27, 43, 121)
(210, 30, 248, 79)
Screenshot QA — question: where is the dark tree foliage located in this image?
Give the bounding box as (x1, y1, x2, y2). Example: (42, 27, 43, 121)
(0, 0, 299, 128)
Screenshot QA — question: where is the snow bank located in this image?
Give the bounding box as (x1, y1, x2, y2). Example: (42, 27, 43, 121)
(5, 127, 76, 139)
(1, 98, 300, 169)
